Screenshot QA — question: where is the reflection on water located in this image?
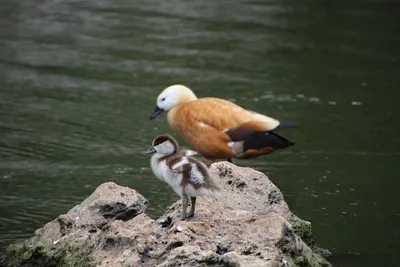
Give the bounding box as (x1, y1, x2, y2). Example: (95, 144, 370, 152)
(1, 0, 399, 266)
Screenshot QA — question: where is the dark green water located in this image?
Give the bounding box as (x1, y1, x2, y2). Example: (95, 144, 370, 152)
(1, 0, 399, 266)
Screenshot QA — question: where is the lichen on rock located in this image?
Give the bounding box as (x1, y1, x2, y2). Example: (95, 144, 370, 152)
(0, 162, 332, 267)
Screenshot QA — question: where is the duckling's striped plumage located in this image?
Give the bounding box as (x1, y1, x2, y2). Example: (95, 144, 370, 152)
(146, 134, 219, 227)
(150, 149, 218, 197)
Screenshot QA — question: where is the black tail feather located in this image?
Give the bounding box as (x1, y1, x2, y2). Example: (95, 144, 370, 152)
(243, 131, 294, 152)
(275, 122, 301, 130)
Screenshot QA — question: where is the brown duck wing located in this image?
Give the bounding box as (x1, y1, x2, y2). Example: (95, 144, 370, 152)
(167, 97, 283, 159)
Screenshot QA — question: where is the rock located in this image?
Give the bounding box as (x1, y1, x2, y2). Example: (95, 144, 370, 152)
(0, 162, 332, 267)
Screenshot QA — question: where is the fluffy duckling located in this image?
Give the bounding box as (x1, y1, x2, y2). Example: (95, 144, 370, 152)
(145, 134, 220, 227)
(149, 84, 299, 161)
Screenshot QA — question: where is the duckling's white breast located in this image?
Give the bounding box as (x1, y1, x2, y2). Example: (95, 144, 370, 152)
(150, 154, 168, 182)
(150, 154, 184, 196)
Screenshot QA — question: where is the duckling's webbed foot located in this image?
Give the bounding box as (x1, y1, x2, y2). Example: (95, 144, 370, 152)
(160, 216, 172, 228)
(166, 216, 185, 229)
(186, 197, 196, 218)
(165, 196, 189, 229)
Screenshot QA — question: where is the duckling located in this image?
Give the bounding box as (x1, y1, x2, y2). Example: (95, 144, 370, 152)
(149, 84, 299, 161)
(145, 134, 220, 227)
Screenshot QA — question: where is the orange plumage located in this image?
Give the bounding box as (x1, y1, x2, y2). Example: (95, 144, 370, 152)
(150, 85, 298, 160)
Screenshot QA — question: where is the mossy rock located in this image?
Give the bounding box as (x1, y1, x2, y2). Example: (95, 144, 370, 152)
(0, 240, 93, 267)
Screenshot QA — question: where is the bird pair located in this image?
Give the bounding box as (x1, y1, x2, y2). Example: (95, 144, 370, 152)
(145, 85, 299, 227)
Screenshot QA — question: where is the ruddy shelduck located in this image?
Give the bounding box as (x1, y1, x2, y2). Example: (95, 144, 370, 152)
(145, 134, 220, 227)
(149, 85, 299, 161)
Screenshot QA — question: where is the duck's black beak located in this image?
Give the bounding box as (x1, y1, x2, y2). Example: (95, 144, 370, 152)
(149, 106, 163, 120)
(144, 147, 156, 154)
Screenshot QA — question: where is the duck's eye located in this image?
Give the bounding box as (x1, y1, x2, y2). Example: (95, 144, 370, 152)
(161, 97, 166, 101)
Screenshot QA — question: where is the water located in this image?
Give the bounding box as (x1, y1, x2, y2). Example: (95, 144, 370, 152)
(0, 0, 399, 266)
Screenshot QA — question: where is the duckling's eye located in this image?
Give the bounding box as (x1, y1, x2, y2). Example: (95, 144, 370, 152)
(161, 97, 166, 102)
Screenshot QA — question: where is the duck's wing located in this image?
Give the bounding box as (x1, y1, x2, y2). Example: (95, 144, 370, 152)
(172, 98, 280, 140)
(178, 98, 280, 131)
(169, 97, 291, 159)
(170, 157, 191, 173)
(169, 158, 206, 185)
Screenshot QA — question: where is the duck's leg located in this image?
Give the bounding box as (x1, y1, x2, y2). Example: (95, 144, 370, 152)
(186, 197, 196, 218)
(227, 158, 232, 163)
(167, 196, 188, 228)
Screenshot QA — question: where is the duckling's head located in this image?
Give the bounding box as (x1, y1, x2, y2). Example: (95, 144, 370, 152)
(149, 84, 198, 120)
(145, 134, 179, 156)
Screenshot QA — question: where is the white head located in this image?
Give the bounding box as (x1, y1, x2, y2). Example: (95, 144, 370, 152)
(149, 84, 198, 120)
(145, 134, 179, 156)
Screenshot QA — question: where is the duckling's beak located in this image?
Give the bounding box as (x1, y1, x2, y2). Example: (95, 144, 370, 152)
(144, 147, 156, 154)
(149, 106, 163, 120)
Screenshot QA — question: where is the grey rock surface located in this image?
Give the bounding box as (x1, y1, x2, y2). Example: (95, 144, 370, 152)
(0, 162, 331, 267)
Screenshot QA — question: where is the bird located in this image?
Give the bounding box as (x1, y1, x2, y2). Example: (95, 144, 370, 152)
(145, 134, 220, 227)
(149, 84, 299, 162)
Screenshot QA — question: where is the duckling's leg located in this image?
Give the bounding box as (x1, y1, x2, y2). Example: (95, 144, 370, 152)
(186, 197, 196, 218)
(168, 195, 188, 228)
(181, 195, 189, 219)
